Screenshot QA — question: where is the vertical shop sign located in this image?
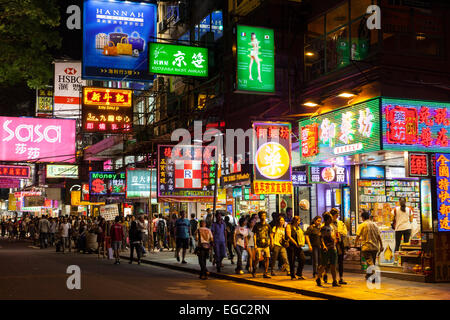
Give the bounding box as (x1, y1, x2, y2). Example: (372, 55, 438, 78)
(54, 61, 85, 118)
(407, 153, 429, 177)
(301, 123, 319, 158)
(252, 122, 292, 195)
(36, 88, 54, 117)
(436, 153, 450, 231)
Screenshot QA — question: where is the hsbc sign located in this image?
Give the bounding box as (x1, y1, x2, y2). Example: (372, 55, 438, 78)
(53, 61, 86, 119)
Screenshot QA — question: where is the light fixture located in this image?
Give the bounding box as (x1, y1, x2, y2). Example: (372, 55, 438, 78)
(305, 52, 315, 56)
(338, 92, 356, 98)
(303, 101, 319, 107)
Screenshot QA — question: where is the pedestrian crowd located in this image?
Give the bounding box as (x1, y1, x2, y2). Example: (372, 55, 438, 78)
(1, 205, 383, 287)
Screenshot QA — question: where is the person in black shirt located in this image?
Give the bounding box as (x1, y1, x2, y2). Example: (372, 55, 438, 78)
(305, 216, 322, 278)
(253, 211, 272, 278)
(316, 213, 339, 287)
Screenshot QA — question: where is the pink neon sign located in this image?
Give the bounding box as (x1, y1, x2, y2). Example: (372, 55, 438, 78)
(0, 117, 76, 163)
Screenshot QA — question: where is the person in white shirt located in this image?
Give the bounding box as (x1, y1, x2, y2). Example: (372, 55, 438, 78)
(196, 220, 213, 280)
(391, 197, 413, 252)
(233, 217, 248, 275)
(59, 218, 71, 253)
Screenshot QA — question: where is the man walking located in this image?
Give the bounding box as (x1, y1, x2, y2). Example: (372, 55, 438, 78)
(253, 211, 272, 278)
(189, 213, 198, 253)
(38, 215, 51, 249)
(175, 211, 190, 264)
(331, 208, 348, 285)
(110, 216, 124, 264)
(211, 212, 227, 272)
(356, 209, 384, 281)
(157, 214, 167, 251)
(59, 217, 71, 253)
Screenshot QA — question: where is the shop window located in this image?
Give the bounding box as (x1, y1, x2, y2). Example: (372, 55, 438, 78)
(178, 31, 190, 44)
(350, 18, 376, 61)
(326, 26, 349, 72)
(326, 2, 348, 33)
(211, 10, 223, 41)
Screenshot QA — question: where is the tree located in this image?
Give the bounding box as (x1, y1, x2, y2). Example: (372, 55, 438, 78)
(0, 0, 61, 89)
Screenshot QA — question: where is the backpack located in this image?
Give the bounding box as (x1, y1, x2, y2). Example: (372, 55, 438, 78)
(157, 219, 166, 235)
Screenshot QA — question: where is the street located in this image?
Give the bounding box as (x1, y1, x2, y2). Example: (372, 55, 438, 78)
(0, 239, 319, 300)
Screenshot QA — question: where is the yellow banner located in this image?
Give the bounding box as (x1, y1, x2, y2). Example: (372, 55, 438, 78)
(8, 193, 16, 211)
(71, 191, 81, 206)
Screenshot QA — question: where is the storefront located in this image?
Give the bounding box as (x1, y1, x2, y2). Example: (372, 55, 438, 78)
(299, 97, 450, 281)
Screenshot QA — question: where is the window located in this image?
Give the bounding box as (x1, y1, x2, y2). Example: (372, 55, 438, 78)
(194, 10, 223, 42)
(326, 3, 348, 33)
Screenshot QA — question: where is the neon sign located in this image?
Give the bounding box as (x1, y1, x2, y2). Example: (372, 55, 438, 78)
(436, 153, 450, 231)
(382, 98, 450, 152)
(83, 88, 132, 107)
(407, 153, 429, 177)
(0, 165, 30, 178)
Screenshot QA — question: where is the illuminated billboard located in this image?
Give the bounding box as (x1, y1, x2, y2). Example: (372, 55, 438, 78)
(46, 165, 79, 179)
(89, 171, 126, 196)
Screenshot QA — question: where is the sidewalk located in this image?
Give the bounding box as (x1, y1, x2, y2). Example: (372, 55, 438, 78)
(119, 249, 450, 300)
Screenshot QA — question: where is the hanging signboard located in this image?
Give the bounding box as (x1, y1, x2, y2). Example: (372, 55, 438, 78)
(252, 122, 292, 194)
(149, 43, 208, 77)
(0, 165, 30, 179)
(157, 145, 217, 202)
(436, 153, 450, 231)
(292, 171, 308, 186)
(82, 0, 157, 81)
(100, 203, 119, 221)
(82, 87, 133, 133)
(299, 98, 381, 163)
(382, 98, 450, 152)
(235, 25, 275, 94)
(126, 168, 157, 202)
(406, 152, 429, 177)
(54, 61, 85, 119)
(309, 165, 349, 184)
(36, 88, 53, 117)
(89, 171, 126, 196)
(0, 116, 76, 163)
(46, 165, 79, 179)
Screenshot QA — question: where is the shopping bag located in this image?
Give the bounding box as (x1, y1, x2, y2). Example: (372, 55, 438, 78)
(128, 31, 145, 51)
(117, 37, 132, 55)
(95, 33, 108, 49)
(109, 27, 127, 46)
(108, 247, 114, 260)
(103, 41, 118, 56)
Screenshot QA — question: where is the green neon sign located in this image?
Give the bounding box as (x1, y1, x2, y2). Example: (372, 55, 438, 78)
(236, 25, 275, 93)
(149, 43, 208, 77)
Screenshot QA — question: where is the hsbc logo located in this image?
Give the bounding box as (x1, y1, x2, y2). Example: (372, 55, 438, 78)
(64, 68, 77, 75)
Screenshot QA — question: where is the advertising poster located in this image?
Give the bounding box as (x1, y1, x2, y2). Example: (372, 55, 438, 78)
(436, 154, 450, 231)
(360, 166, 385, 179)
(46, 165, 79, 179)
(0, 116, 76, 163)
(420, 179, 433, 232)
(100, 203, 119, 221)
(126, 169, 157, 203)
(379, 230, 396, 265)
(36, 88, 53, 117)
(82, 0, 157, 81)
(157, 145, 217, 202)
(236, 25, 275, 93)
(382, 98, 450, 153)
(89, 172, 126, 196)
(82, 87, 133, 133)
(299, 98, 381, 163)
(54, 61, 86, 119)
(149, 43, 208, 77)
(252, 122, 292, 194)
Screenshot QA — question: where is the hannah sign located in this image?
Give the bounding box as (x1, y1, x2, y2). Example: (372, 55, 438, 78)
(0, 117, 76, 163)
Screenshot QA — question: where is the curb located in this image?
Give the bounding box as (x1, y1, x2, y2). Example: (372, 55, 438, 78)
(120, 255, 351, 301)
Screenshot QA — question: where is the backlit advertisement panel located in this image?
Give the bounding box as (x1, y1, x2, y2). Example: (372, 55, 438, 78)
(54, 61, 86, 119)
(236, 25, 275, 94)
(0, 117, 76, 163)
(82, 0, 157, 81)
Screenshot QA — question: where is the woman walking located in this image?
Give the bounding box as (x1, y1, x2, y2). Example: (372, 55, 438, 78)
(195, 220, 213, 280)
(270, 216, 290, 276)
(246, 217, 256, 276)
(305, 216, 323, 278)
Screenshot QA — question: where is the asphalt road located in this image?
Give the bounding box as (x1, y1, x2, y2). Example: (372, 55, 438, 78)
(0, 239, 320, 300)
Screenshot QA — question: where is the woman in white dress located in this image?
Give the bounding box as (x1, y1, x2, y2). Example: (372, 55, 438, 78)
(249, 33, 262, 83)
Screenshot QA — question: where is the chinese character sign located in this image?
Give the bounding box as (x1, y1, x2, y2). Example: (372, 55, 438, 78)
(292, 171, 308, 186)
(382, 98, 450, 152)
(89, 172, 126, 196)
(309, 166, 349, 184)
(54, 61, 86, 119)
(299, 99, 381, 163)
(236, 25, 275, 93)
(82, 87, 133, 133)
(82, 0, 157, 81)
(0, 165, 30, 179)
(0, 117, 76, 163)
(407, 153, 429, 177)
(36, 88, 53, 116)
(158, 145, 216, 199)
(149, 43, 208, 77)
(126, 169, 157, 199)
(436, 154, 450, 231)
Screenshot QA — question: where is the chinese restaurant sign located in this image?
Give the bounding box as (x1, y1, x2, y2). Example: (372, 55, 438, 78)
(436, 154, 450, 231)
(82, 0, 157, 81)
(149, 43, 208, 77)
(407, 153, 429, 177)
(309, 166, 349, 184)
(126, 169, 157, 200)
(46, 165, 79, 179)
(0, 116, 76, 163)
(252, 122, 292, 194)
(89, 172, 126, 196)
(158, 145, 217, 201)
(82, 87, 132, 133)
(0, 165, 30, 179)
(382, 98, 450, 152)
(236, 25, 275, 94)
(299, 99, 381, 163)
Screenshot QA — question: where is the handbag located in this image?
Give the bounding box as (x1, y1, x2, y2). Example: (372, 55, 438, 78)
(103, 41, 118, 56)
(117, 37, 132, 55)
(108, 27, 128, 46)
(95, 33, 108, 49)
(128, 31, 145, 51)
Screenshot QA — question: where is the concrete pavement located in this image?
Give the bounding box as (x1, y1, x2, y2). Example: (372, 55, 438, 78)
(120, 248, 450, 300)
